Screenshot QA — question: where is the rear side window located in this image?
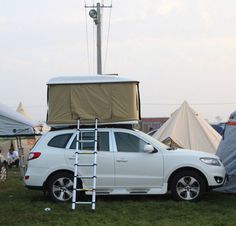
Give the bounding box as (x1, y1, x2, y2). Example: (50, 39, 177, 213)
(70, 132, 109, 151)
(48, 133, 73, 148)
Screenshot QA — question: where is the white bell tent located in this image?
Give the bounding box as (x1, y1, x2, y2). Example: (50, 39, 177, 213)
(153, 101, 221, 153)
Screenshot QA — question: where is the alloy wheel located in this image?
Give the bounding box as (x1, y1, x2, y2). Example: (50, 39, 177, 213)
(176, 176, 200, 201)
(52, 177, 73, 201)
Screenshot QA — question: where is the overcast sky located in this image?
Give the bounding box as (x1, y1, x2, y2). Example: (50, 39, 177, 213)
(0, 0, 236, 122)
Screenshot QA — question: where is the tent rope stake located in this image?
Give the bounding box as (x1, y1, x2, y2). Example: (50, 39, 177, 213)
(72, 119, 98, 210)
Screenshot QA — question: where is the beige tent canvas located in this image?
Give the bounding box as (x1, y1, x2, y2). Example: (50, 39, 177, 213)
(47, 75, 141, 125)
(153, 101, 221, 153)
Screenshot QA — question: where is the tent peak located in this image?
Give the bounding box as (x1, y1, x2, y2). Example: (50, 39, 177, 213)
(16, 101, 32, 120)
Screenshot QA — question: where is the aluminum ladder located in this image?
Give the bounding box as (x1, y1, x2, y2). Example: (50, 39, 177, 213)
(72, 119, 98, 210)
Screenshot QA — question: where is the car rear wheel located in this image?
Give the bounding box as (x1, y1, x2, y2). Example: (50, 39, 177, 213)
(170, 170, 206, 201)
(0, 162, 7, 183)
(47, 172, 83, 202)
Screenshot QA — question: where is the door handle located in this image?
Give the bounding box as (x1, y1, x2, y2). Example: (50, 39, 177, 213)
(69, 155, 76, 160)
(116, 158, 128, 162)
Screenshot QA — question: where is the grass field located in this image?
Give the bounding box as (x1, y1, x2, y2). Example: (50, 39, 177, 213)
(0, 169, 236, 226)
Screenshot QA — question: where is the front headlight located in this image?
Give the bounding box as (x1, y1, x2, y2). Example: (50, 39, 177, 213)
(200, 157, 221, 166)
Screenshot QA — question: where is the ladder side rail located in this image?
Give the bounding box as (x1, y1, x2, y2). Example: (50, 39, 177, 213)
(92, 118, 98, 210)
(72, 120, 80, 210)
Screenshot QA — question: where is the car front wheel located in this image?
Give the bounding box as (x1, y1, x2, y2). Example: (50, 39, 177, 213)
(47, 172, 83, 202)
(170, 170, 206, 201)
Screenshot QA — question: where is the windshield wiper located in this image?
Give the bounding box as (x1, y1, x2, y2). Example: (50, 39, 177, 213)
(167, 147, 176, 150)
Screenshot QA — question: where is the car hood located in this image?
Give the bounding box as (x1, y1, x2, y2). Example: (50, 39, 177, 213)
(168, 148, 219, 159)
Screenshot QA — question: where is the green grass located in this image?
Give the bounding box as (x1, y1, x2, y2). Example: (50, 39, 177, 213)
(0, 169, 236, 226)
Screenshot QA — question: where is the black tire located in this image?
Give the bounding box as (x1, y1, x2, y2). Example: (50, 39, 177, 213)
(170, 170, 206, 201)
(47, 172, 83, 203)
(0, 162, 8, 183)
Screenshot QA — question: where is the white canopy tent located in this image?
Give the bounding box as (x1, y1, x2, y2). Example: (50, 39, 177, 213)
(216, 111, 236, 192)
(153, 101, 221, 153)
(0, 102, 40, 177)
(0, 103, 36, 137)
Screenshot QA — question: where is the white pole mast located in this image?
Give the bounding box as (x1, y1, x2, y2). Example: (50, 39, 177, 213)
(86, 2, 112, 75)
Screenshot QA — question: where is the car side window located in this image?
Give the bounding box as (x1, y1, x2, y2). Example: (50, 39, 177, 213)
(114, 132, 147, 153)
(48, 133, 73, 148)
(70, 132, 109, 151)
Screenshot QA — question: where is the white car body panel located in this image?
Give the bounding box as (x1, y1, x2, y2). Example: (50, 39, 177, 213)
(111, 129, 164, 188)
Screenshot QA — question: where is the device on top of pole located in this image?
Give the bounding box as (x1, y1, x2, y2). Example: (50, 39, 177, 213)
(86, 2, 112, 75)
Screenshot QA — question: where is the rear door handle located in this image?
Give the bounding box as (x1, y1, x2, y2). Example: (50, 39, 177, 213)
(69, 155, 76, 160)
(116, 158, 128, 162)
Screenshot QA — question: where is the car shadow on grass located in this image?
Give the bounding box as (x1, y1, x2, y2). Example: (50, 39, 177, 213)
(96, 193, 171, 202)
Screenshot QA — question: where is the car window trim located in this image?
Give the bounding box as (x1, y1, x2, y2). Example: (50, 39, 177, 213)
(112, 129, 159, 153)
(48, 133, 73, 149)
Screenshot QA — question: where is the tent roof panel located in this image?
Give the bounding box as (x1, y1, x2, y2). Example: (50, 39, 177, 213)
(0, 103, 36, 136)
(47, 75, 139, 85)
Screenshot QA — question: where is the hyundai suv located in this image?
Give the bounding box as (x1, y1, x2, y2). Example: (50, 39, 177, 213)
(24, 127, 226, 202)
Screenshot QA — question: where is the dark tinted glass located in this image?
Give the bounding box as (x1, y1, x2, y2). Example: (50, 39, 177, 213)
(48, 134, 72, 148)
(70, 132, 109, 151)
(114, 132, 146, 152)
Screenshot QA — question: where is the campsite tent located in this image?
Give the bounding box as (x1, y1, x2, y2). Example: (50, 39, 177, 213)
(216, 111, 236, 192)
(0, 102, 39, 178)
(47, 75, 141, 125)
(0, 103, 36, 136)
(153, 101, 221, 153)
(16, 102, 32, 120)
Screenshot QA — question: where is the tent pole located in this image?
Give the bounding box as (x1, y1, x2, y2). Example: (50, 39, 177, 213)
(16, 136, 25, 178)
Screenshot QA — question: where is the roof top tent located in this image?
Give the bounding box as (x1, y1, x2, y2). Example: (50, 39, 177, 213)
(46, 75, 141, 126)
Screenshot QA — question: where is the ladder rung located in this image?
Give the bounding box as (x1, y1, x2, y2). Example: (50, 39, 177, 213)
(79, 140, 96, 143)
(74, 163, 97, 166)
(74, 201, 93, 205)
(76, 151, 97, 154)
(75, 163, 97, 167)
(76, 176, 96, 179)
(79, 128, 97, 132)
(76, 188, 94, 191)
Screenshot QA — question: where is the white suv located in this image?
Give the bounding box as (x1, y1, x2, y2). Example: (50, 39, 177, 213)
(24, 127, 226, 202)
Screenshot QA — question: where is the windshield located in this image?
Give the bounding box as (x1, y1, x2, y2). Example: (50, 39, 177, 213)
(134, 129, 170, 150)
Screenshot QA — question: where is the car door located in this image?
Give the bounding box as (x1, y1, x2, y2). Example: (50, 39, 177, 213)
(113, 129, 164, 188)
(65, 129, 115, 189)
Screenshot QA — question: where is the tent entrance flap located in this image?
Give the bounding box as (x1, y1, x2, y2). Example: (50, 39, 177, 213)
(47, 77, 140, 125)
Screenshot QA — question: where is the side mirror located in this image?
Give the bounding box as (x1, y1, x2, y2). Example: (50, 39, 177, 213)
(144, 144, 154, 153)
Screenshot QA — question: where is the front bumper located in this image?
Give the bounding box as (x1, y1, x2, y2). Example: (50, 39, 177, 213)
(209, 174, 228, 189)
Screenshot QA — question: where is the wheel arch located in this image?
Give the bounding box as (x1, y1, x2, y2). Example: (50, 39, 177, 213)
(167, 167, 208, 191)
(43, 169, 75, 191)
